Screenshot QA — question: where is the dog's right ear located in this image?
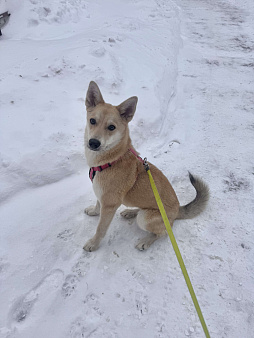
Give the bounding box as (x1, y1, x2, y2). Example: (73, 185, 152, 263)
(86, 81, 104, 110)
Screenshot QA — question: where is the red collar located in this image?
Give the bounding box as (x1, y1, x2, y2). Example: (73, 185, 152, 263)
(89, 148, 143, 182)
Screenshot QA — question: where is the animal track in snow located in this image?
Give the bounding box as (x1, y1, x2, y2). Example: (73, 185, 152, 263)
(69, 317, 87, 338)
(69, 294, 107, 336)
(83, 293, 104, 318)
(69, 316, 106, 338)
(61, 274, 79, 298)
(71, 259, 90, 277)
(135, 292, 148, 315)
(223, 172, 250, 192)
(57, 228, 74, 241)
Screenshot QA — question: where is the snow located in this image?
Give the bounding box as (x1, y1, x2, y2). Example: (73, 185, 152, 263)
(0, 0, 253, 337)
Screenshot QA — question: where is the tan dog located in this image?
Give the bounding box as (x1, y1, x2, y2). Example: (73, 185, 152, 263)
(84, 81, 209, 251)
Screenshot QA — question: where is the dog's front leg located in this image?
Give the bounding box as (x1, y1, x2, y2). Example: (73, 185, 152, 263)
(83, 204, 119, 252)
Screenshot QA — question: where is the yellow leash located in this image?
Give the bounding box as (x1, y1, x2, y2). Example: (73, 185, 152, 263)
(144, 160, 211, 338)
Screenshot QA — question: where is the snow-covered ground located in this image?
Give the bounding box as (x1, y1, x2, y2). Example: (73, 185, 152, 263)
(0, 0, 253, 337)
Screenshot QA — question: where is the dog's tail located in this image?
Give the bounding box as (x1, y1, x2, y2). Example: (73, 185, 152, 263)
(176, 172, 209, 220)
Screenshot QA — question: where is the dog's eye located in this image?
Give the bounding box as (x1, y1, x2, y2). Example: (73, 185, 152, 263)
(90, 118, 96, 125)
(108, 125, 116, 131)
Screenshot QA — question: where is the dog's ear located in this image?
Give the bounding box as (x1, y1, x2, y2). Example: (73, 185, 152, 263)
(117, 96, 138, 122)
(86, 81, 104, 109)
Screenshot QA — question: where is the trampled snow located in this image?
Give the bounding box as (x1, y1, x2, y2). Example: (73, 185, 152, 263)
(0, 0, 253, 337)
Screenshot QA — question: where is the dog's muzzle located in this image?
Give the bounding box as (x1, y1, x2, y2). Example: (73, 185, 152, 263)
(88, 138, 101, 150)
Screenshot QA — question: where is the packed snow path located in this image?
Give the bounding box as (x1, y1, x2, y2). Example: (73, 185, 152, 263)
(0, 0, 253, 337)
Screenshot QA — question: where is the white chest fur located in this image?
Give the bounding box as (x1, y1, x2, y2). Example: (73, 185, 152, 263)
(92, 176, 103, 202)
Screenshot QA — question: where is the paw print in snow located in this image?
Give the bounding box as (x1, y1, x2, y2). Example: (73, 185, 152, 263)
(61, 274, 79, 298)
(57, 229, 74, 241)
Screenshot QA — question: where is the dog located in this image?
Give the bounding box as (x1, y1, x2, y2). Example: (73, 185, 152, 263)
(83, 81, 209, 251)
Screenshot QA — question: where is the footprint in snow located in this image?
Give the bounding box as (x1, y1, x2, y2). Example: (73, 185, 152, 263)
(10, 269, 64, 324)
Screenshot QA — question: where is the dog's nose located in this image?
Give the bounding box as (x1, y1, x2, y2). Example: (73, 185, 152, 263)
(89, 138, 101, 150)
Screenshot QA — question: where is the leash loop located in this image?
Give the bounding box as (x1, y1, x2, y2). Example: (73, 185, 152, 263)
(143, 157, 150, 171)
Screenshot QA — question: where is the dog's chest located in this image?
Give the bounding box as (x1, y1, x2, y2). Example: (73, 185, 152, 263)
(92, 176, 103, 201)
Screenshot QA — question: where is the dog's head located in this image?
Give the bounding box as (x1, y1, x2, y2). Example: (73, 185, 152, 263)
(85, 81, 138, 152)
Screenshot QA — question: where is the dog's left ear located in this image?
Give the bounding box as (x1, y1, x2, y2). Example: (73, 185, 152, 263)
(117, 96, 138, 122)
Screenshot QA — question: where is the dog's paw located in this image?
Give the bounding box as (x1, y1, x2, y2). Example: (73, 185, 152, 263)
(135, 241, 150, 251)
(83, 238, 99, 252)
(84, 205, 100, 216)
(120, 208, 139, 219)
(135, 234, 158, 251)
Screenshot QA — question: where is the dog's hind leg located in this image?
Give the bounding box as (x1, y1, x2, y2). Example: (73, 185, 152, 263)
(135, 209, 173, 250)
(120, 208, 139, 219)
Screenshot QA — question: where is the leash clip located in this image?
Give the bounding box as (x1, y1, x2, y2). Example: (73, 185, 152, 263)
(143, 157, 150, 171)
